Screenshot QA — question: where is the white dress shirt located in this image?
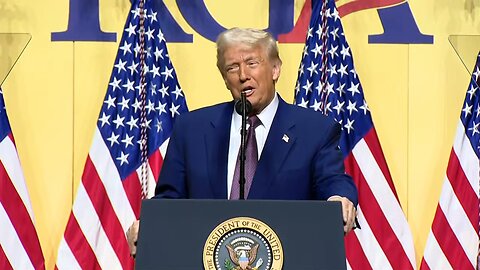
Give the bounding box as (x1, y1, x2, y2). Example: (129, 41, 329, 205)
(226, 93, 279, 198)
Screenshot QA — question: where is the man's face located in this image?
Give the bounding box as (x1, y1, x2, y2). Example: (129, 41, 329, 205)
(221, 43, 281, 115)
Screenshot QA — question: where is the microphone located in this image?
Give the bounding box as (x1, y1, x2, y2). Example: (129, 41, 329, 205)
(234, 94, 252, 115)
(235, 92, 251, 200)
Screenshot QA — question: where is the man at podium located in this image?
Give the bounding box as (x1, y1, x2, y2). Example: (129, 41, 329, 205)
(127, 27, 358, 257)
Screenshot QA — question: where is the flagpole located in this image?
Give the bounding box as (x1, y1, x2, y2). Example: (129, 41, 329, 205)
(138, 0, 149, 199)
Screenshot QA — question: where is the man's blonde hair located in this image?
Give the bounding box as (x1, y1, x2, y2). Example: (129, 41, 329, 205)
(216, 28, 282, 73)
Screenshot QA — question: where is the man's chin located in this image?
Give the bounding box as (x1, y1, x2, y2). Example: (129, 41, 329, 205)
(250, 103, 266, 116)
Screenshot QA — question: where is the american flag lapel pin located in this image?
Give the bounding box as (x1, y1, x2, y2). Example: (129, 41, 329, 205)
(282, 134, 289, 143)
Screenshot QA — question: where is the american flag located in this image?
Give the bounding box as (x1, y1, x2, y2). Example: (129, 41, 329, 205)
(0, 88, 45, 269)
(55, 0, 188, 268)
(420, 53, 480, 269)
(294, 0, 416, 269)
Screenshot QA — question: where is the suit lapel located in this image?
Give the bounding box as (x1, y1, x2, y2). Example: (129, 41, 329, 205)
(205, 102, 234, 199)
(249, 98, 297, 199)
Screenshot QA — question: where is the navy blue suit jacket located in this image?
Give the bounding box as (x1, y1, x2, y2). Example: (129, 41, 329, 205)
(155, 96, 358, 205)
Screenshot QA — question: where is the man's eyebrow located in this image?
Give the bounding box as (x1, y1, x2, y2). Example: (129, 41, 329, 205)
(224, 62, 239, 68)
(244, 55, 261, 61)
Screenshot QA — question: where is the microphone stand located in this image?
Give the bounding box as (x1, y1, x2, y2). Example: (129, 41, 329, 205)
(239, 92, 248, 200)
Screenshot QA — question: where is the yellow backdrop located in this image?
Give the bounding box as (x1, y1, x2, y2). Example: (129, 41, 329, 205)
(0, 0, 479, 269)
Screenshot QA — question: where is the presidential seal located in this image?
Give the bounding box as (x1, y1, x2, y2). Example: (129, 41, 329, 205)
(203, 217, 283, 270)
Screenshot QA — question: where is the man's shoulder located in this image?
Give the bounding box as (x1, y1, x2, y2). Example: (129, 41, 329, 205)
(280, 101, 336, 126)
(277, 101, 342, 142)
(190, 102, 232, 114)
(175, 101, 233, 123)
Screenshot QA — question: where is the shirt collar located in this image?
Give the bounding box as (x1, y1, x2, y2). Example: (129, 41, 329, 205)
(232, 92, 279, 132)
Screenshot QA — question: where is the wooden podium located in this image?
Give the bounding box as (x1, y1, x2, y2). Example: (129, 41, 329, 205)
(136, 199, 346, 270)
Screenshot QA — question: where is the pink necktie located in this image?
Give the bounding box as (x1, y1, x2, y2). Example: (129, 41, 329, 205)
(230, 115, 261, 199)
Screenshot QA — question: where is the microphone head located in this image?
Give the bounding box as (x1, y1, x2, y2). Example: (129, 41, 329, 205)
(235, 98, 252, 116)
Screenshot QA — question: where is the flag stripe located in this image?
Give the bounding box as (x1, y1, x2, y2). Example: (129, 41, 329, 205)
(344, 155, 389, 269)
(452, 121, 480, 195)
(90, 129, 136, 231)
(431, 205, 473, 269)
(362, 132, 417, 265)
(345, 235, 372, 270)
(439, 177, 477, 266)
(421, 230, 451, 270)
(445, 149, 478, 229)
(0, 89, 45, 269)
(73, 183, 123, 269)
(122, 172, 142, 219)
(136, 160, 157, 199)
(345, 153, 407, 269)
(357, 135, 409, 233)
(148, 148, 163, 182)
(353, 206, 391, 269)
(363, 128, 398, 198)
(55, 238, 82, 270)
(421, 53, 480, 270)
(0, 245, 13, 270)
(351, 139, 415, 269)
(62, 214, 101, 269)
(159, 137, 170, 158)
(0, 137, 34, 218)
(0, 203, 34, 270)
(419, 259, 431, 270)
(344, 208, 373, 270)
(82, 157, 133, 269)
(0, 159, 44, 269)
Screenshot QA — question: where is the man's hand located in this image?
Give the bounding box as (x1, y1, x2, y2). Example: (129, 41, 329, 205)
(126, 220, 140, 258)
(327, 195, 356, 233)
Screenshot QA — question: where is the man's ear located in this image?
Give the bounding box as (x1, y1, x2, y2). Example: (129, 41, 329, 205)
(272, 62, 281, 81)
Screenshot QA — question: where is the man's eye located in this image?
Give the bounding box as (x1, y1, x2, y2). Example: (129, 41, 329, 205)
(226, 66, 239, 73)
(247, 61, 259, 67)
